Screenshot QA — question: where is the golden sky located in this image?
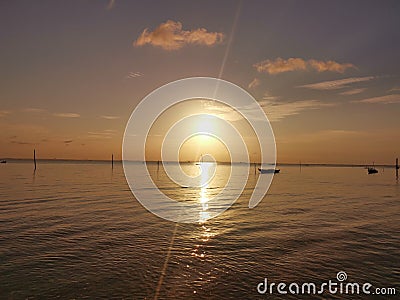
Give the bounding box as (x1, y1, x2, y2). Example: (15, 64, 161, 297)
(0, 1, 399, 164)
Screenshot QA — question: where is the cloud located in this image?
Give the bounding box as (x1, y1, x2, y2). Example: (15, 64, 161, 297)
(262, 91, 278, 101)
(125, 71, 143, 79)
(10, 141, 34, 145)
(53, 113, 80, 118)
(259, 99, 335, 122)
(254, 57, 355, 74)
(202, 103, 242, 122)
(254, 58, 307, 74)
(389, 87, 400, 92)
(202, 97, 333, 122)
(354, 94, 400, 104)
(308, 59, 356, 73)
(100, 115, 120, 120)
(133, 20, 224, 50)
(339, 88, 366, 95)
(298, 76, 374, 90)
(0, 110, 11, 117)
(248, 78, 260, 89)
(87, 129, 116, 139)
(320, 129, 362, 136)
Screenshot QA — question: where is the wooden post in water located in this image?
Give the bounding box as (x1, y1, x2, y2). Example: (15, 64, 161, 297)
(111, 154, 114, 169)
(33, 149, 37, 171)
(396, 158, 399, 180)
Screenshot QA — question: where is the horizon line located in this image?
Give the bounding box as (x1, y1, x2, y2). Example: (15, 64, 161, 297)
(1, 157, 398, 167)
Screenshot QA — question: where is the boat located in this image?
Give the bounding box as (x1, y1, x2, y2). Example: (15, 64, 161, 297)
(258, 168, 280, 174)
(367, 162, 378, 174)
(367, 167, 378, 174)
(0, 160, 6, 164)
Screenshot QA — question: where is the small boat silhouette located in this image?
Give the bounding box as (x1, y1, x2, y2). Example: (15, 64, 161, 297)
(258, 168, 280, 174)
(367, 162, 378, 174)
(0, 160, 6, 164)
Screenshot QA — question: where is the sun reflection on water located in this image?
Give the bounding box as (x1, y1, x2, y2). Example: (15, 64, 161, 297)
(198, 161, 214, 224)
(190, 161, 221, 262)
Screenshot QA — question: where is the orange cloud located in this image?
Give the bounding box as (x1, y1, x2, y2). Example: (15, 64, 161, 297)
(100, 115, 120, 120)
(133, 20, 224, 50)
(308, 59, 356, 73)
(354, 94, 400, 104)
(53, 113, 80, 118)
(254, 58, 307, 74)
(254, 57, 355, 74)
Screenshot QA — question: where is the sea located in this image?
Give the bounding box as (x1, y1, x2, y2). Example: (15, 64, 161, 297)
(0, 161, 399, 299)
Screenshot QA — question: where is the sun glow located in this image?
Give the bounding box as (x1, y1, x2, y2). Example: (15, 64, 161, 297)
(179, 134, 229, 163)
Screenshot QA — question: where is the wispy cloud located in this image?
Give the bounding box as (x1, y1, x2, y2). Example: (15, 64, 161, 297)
(0, 110, 11, 117)
(259, 99, 335, 122)
(354, 94, 400, 104)
(125, 71, 143, 79)
(87, 129, 116, 139)
(53, 113, 80, 118)
(100, 115, 120, 120)
(298, 76, 374, 90)
(202, 103, 242, 122)
(262, 91, 278, 101)
(254, 57, 355, 74)
(389, 86, 400, 92)
(133, 20, 224, 50)
(248, 78, 260, 89)
(320, 129, 363, 136)
(339, 88, 366, 95)
(202, 97, 333, 122)
(10, 140, 34, 145)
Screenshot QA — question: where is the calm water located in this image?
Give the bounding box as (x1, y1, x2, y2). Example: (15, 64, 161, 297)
(0, 161, 399, 299)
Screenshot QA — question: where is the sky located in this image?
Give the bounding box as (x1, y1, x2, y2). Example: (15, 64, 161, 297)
(0, 0, 399, 164)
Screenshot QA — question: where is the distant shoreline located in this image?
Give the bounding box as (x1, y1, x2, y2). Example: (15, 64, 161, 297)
(0, 158, 397, 168)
